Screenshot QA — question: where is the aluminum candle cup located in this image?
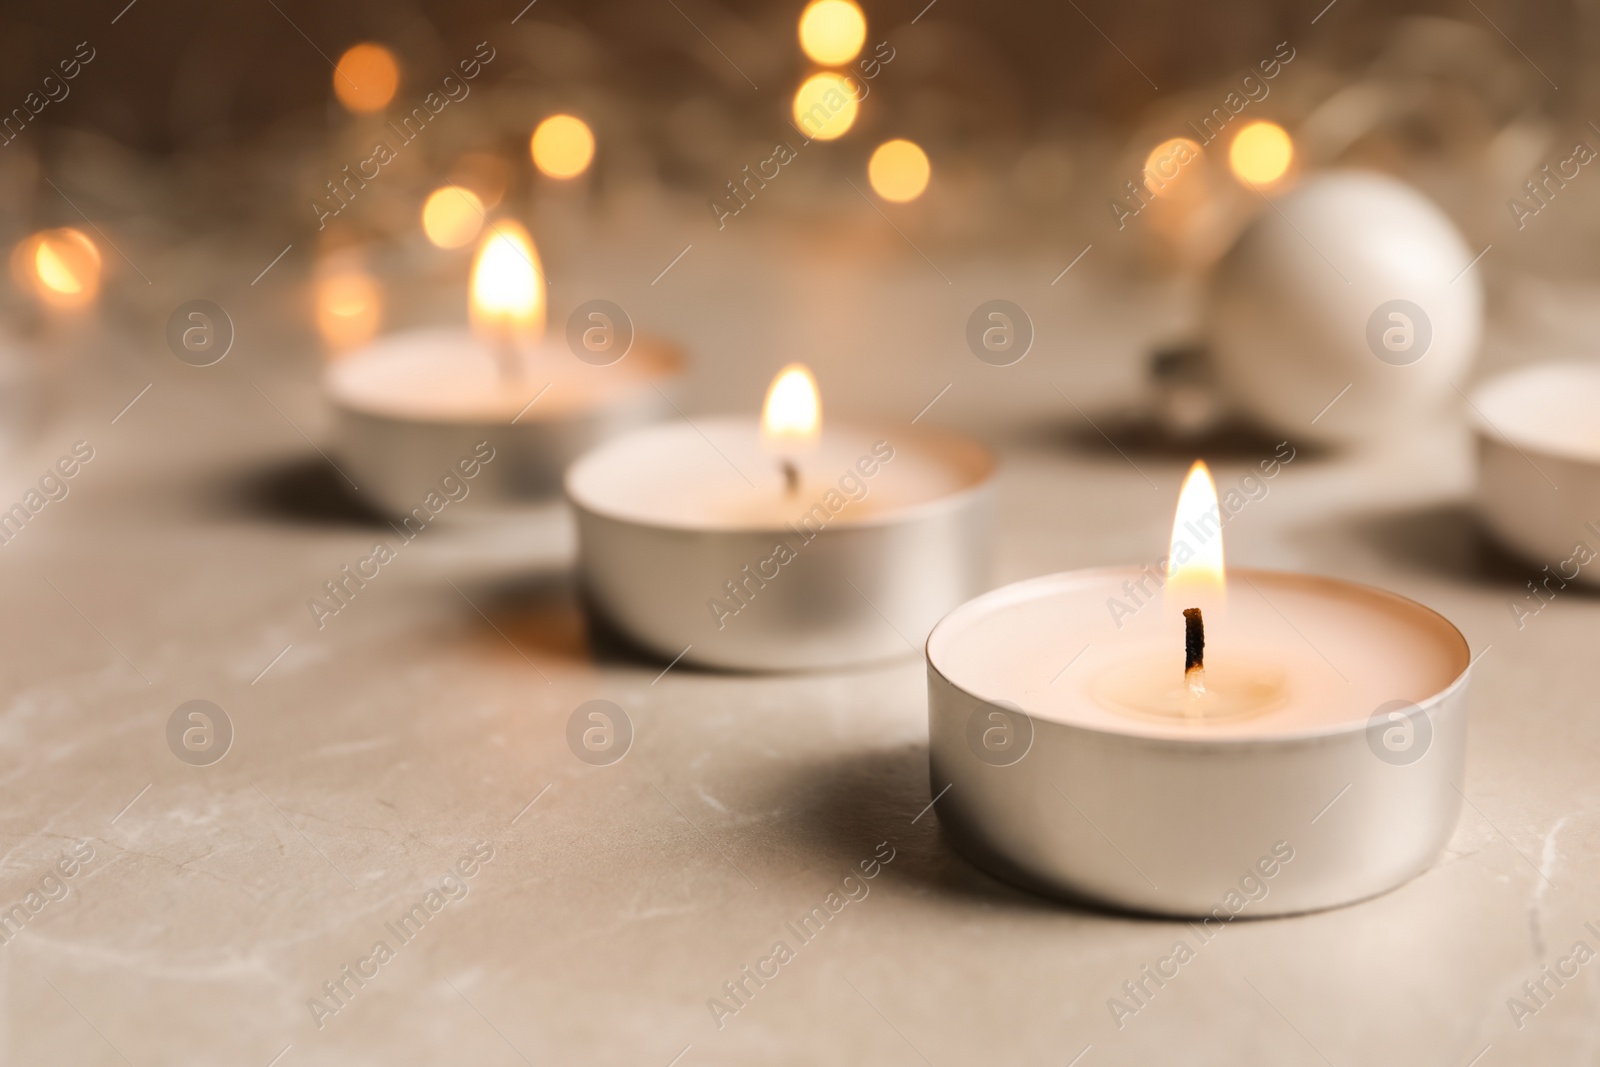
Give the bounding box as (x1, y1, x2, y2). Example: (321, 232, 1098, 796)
(567, 418, 996, 671)
(1471, 362, 1600, 585)
(326, 327, 682, 519)
(925, 567, 1470, 917)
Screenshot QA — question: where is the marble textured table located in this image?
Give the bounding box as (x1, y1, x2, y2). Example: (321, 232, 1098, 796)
(0, 225, 1593, 1067)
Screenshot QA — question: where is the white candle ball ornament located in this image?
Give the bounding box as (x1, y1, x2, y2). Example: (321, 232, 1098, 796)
(1472, 362, 1600, 585)
(1207, 170, 1483, 446)
(924, 463, 1470, 916)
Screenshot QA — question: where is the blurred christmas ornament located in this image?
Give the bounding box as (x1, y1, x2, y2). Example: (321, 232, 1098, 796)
(1206, 170, 1482, 446)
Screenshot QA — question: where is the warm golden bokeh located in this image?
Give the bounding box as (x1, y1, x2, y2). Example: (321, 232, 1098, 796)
(792, 73, 859, 142)
(333, 43, 400, 113)
(868, 139, 931, 202)
(1228, 121, 1293, 186)
(15, 228, 101, 309)
(1142, 137, 1203, 197)
(470, 221, 545, 342)
(798, 0, 866, 66)
(316, 269, 383, 352)
(530, 114, 596, 179)
(422, 186, 485, 249)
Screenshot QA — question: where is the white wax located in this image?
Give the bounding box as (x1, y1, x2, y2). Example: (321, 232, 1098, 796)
(325, 327, 677, 424)
(566, 418, 993, 530)
(928, 568, 1468, 740)
(1471, 361, 1600, 464)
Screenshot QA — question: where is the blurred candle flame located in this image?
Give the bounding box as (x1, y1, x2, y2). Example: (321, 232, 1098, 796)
(316, 267, 382, 353)
(15, 228, 101, 309)
(469, 221, 544, 344)
(1167, 460, 1225, 605)
(761, 364, 821, 454)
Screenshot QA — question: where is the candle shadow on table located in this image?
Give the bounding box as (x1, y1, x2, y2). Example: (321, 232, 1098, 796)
(1343, 501, 1579, 590)
(775, 743, 1187, 923)
(1020, 410, 1332, 465)
(209, 456, 392, 528)
(444, 572, 593, 669)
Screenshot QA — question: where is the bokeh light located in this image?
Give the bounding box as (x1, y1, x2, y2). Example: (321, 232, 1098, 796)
(422, 186, 485, 249)
(14, 228, 101, 309)
(792, 73, 859, 142)
(333, 43, 399, 114)
(316, 268, 383, 353)
(530, 115, 596, 179)
(868, 139, 930, 202)
(798, 0, 866, 66)
(1228, 121, 1293, 186)
(1142, 137, 1203, 197)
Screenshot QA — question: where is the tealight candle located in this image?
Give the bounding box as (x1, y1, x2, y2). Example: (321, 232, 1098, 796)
(925, 462, 1471, 916)
(326, 221, 681, 518)
(567, 364, 996, 671)
(1472, 362, 1600, 584)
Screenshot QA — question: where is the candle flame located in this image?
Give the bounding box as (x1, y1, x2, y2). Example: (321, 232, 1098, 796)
(761, 363, 821, 453)
(470, 221, 544, 343)
(1167, 460, 1225, 604)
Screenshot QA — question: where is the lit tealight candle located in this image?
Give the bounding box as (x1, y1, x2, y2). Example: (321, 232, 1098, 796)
(567, 365, 996, 670)
(324, 220, 680, 518)
(924, 461, 1471, 916)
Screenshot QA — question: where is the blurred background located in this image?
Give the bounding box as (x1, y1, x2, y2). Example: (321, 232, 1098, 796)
(0, 0, 1595, 440)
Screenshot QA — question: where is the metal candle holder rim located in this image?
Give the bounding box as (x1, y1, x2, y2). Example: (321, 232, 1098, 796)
(925, 565, 1472, 749)
(323, 328, 686, 425)
(565, 417, 998, 535)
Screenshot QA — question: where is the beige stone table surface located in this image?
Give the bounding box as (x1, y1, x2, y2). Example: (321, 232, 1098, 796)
(0, 227, 1594, 1066)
